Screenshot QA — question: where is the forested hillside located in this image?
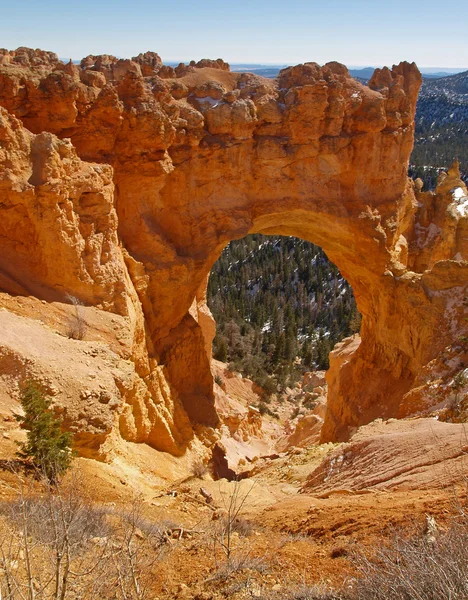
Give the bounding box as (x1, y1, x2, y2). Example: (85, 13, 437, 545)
(208, 235, 360, 391)
(411, 70, 468, 189)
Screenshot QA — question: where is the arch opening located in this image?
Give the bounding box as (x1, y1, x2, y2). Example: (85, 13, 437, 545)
(207, 233, 360, 396)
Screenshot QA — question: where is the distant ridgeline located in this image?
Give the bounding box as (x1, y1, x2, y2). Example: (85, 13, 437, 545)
(410, 69, 468, 189)
(207, 235, 360, 392)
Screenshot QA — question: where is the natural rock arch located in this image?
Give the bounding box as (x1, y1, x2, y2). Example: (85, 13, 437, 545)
(111, 60, 424, 442)
(1, 49, 468, 453)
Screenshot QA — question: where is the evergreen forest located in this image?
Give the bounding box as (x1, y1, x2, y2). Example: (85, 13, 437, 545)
(207, 235, 360, 392)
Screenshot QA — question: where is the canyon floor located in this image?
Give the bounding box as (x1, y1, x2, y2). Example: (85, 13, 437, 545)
(0, 413, 465, 599)
(0, 314, 466, 598)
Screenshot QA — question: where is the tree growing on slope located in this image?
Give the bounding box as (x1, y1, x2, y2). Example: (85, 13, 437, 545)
(15, 380, 73, 484)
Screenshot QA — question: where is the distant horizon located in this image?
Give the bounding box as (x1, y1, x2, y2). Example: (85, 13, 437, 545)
(3, 0, 468, 69)
(57, 56, 467, 74)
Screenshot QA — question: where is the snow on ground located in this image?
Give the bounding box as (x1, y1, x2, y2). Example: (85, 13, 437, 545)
(193, 96, 222, 109)
(447, 187, 468, 217)
(414, 221, 442, 248)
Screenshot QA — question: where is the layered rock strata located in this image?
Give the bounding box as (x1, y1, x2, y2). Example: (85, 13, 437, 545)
(1, 47, 467, 453)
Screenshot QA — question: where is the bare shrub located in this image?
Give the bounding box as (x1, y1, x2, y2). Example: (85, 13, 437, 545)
(213, 480, 255, 563)
(66, 295, 87, 340)
(349, 516, 468, 600)
(0, 475, 112, 599)
(0, 477, 172, 599)
(207, 480, 263, 582)
(105, 496, 169, 600)
(191, 458, 208, 478)
(0, 488, 109, 547)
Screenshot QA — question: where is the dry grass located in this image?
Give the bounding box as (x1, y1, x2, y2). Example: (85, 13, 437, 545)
(349, 515, 468, 600)
(190, 458, 208, 478)
(66, 295, 87, 340)
(0, 476, 178, 599)
(258, 584, 341, 600)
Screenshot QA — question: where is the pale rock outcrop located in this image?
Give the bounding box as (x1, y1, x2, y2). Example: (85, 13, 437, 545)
(0, 108, 129, 312)
(277, 371, 328, 451)
(212, 361, 278, 470)
(304, 418, 468, 493)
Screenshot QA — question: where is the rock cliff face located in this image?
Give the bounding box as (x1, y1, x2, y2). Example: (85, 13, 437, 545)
(0, 47, 467, 454)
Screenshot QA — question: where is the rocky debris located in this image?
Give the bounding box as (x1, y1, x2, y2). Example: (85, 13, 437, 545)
(199, 487, 213, 503)
(279, 411, 326, 451)
(212, 360, 282, 472)
(211, 361, 333, 474)
(302, 371, 327, 390)
(275, 371, 329, 451)
(398, 341, 468, 422)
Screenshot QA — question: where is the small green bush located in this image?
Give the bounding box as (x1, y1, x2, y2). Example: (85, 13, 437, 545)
(15, 380, 73, 484)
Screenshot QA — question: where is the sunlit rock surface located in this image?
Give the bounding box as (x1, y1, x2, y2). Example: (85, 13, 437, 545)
(1, 48, 467, 455)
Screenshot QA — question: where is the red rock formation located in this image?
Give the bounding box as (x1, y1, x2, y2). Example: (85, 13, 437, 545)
(0, 107, 194, 457)
(1, 47, 467, 452)
(0, 108, 128, 312)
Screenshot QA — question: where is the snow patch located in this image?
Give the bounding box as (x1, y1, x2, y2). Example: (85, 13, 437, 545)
(451, 187, 465, 200)
(414, 222, 441, 249)
(194, 96, 222, 108)
(448, 187, 468, 217)
(456, 199, 468, 217)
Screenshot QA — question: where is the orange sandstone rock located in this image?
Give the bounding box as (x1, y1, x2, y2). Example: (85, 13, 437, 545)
(1, 48, 467, 451)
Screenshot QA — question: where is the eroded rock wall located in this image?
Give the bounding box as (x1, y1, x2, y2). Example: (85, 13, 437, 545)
(1, 47, 467, 450)
(0, 107, 194, 457)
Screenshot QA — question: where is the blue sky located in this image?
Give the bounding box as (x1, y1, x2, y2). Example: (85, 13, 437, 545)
(2, 0, 467, 68)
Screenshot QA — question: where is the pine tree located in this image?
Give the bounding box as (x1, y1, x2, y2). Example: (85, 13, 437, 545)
(214, 338, 228, 362)
(208, 233, 358, 387)
(349, 306, 362, 337)
(15, 380, 73, 484)
(316, 331, 332, 370)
